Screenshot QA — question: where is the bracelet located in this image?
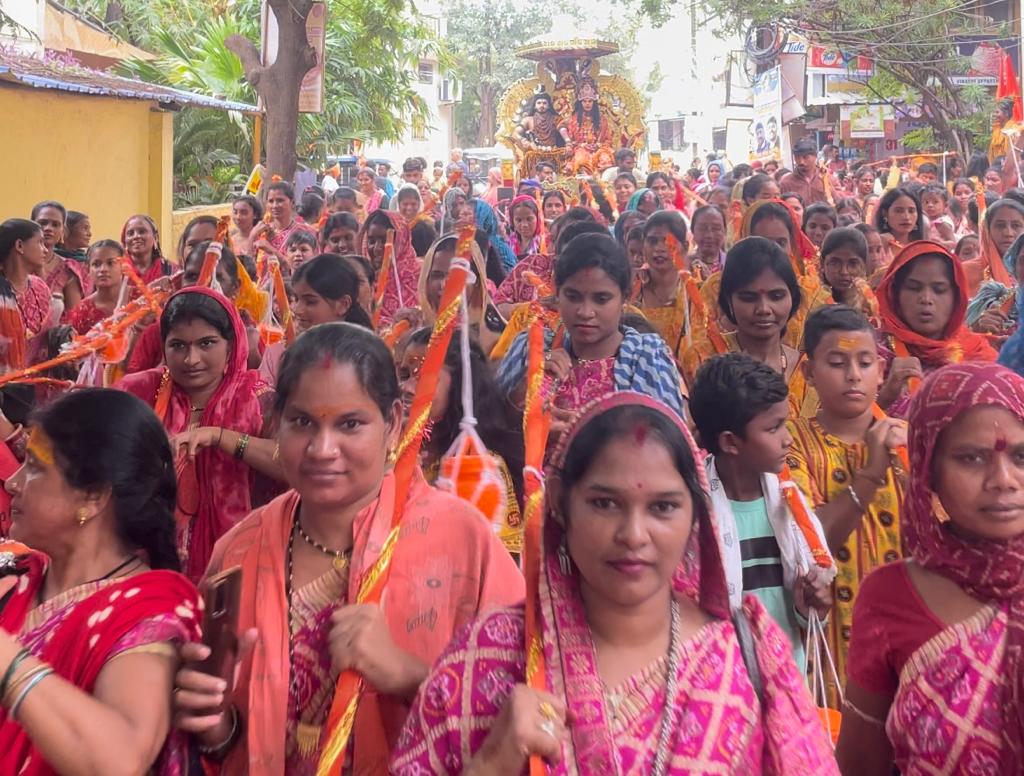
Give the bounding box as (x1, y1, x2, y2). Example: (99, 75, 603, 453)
(0, 648, 30, 700)
(233, 434, 250, 461)
(9, 667, 53, 720)
(4, 664, 50, 707)
(197, 705, 240, 760)
(847, 484, 865, 512)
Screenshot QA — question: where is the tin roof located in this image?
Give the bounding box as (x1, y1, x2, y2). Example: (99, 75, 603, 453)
(0, 49, 259, 113)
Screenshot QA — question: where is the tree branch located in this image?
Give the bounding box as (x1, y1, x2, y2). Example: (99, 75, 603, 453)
(225, 34, 266, 89)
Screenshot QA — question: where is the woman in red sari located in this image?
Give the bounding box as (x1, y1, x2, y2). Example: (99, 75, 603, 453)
(875, 240, 997, 412)
(31, 200, 86, 313)
(117, 288, 265, 581)
(0, 219, 54, 367)
(0, 389, 201, 775)
(359, 209, 420, 327)
(837, 363, 1024, 774)
(121, 214, 173, 284)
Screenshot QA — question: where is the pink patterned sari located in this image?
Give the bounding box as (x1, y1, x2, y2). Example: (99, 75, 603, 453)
(884, 363, 1024, 772)
(392, 392, 837, 774)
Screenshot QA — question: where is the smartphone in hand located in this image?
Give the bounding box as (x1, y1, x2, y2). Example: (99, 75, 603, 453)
(198, 566, 242, 709)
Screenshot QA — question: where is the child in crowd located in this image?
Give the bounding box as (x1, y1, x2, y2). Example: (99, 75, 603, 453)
(819, 227, 877, 317)
(787, 305, 908, 704)
(802, 203, 838, 248)
(955, 233, 981, 263)
(689, 352, 834, 664)
(284, 229, 318, 273)
(68, 239, 125, 335)
(920, 183, 956, 251)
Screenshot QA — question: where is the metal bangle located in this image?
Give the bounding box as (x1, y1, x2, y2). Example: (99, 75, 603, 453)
(0, 648, 30, 701)
(197, 705, 240, 760)
(9, 667, 53, 720)
(233, 433, 250, 461)
(3, 664, 50, 707)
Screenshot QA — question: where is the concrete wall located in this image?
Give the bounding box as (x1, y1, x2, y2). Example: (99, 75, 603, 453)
(0, 85, 173, 247)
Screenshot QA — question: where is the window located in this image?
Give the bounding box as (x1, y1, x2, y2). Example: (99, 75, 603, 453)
(418, 62, 434, 85)
(658, 118, 686, 151)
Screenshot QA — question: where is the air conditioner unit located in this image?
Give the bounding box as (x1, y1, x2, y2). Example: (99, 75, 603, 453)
(438, 78, 461, 103)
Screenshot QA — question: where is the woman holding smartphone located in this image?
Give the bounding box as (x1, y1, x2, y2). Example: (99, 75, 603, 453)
(171, 323, 523, 774)
(0, 389, 200, 775)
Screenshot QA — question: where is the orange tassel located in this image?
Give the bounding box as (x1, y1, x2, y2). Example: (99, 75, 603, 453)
(522, 314, 552, 776)
(382, 318, 411, 349)
(779, 464, 834, 571)
(871, 403, 910, 472)
(268, 262, 295, 346)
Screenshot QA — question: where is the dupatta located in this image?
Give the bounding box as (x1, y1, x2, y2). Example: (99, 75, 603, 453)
(903, 363, 1024, 769)
(417, 234, 492, 331)
(739, 199, 818, 279)
(116, 288, 263, 581)
(537, 393, 835, 773)
(876, 240, 997, 368)
(119, 215, 171, 284)
(507, 195, 545, 259)
(358, 210, 420, 328)
(0, 551, 200, 775)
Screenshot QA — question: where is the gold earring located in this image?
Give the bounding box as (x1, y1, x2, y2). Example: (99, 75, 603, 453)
(386, 447, 397, 465)
(931, 492, 951, 524)
(76, 507, 89, 527)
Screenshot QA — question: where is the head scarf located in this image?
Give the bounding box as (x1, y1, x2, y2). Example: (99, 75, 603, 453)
(440, 188, 468, 234)
(358, 209, 420, 326)
(876, 240, 997, 367)
(613, 209, 644, 245)
(964, 203, 1019, 295)
(739, 198, 816, 278)
(417, 232, 491, 331)
(539, 392, 835, 772)
(473, 199, 517, 273)
(507, 194, 544, 259)
(966, 231, 1024, 327)
(115, 287, 263, 581)
(482, 166, 503, 206)
(905, 363, 1024, 767)
(388, 183, 422, 219)
(627, 187, 662, 214)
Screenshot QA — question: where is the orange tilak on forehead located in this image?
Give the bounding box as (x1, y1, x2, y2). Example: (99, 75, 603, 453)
(309, 404, 347, 421)
(836, 336, 860, 352)
(27, 428, 55, 466)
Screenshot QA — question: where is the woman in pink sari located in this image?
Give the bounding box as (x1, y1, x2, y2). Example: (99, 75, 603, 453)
(837, 362, 1024, 775)
(359, 209, 420, 327)
(393, 392, 837, 774)
(116, 288, 266, 581)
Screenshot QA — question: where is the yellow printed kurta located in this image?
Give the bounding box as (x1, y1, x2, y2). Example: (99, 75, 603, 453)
(785, 417, 906, 707)
(679, 331, 819, 418)
(636, 284, 705, 360)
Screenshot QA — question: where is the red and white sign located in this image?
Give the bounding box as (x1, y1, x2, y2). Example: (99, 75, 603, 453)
(807, 46, 873, 77)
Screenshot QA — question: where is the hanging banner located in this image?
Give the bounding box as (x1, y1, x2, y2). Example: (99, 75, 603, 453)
(750, 66, 782, 163)
(840, 104, 895, 140)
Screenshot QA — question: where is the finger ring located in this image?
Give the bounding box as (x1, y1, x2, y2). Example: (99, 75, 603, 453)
(539, 701, 557, 721)
(539, 719, 556, 738)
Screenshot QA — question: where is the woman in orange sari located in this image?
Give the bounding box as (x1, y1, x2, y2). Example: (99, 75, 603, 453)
(171, 323, 523, 775)
(116, 288, 266, 580)
(876, 240, 997, 414)
(0, 389, 200, 775)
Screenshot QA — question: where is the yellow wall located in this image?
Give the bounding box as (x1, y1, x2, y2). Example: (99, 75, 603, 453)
(0, 85, 173, 247)
(171, 203, 232, 257)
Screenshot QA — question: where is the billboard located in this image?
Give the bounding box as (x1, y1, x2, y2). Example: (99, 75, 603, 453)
(750, 66, 782, 163)
(952, 37, 1020, 86)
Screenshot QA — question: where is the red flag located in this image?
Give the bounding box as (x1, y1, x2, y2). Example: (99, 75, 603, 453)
(997, 49, 1023, 123)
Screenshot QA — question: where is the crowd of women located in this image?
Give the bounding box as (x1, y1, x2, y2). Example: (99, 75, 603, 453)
(0, 141, 1023, 775)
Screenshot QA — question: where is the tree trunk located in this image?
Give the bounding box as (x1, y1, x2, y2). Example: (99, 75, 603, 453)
(477, 84, 498, 146)
(226, 0, 317, 182)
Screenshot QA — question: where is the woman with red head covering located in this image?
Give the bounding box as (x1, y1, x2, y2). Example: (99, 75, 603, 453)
(838, 363, 1024, 774)
(359, 209, 420, 328)
(875, 240, 997, 412)
(116, 288, 266, 580)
